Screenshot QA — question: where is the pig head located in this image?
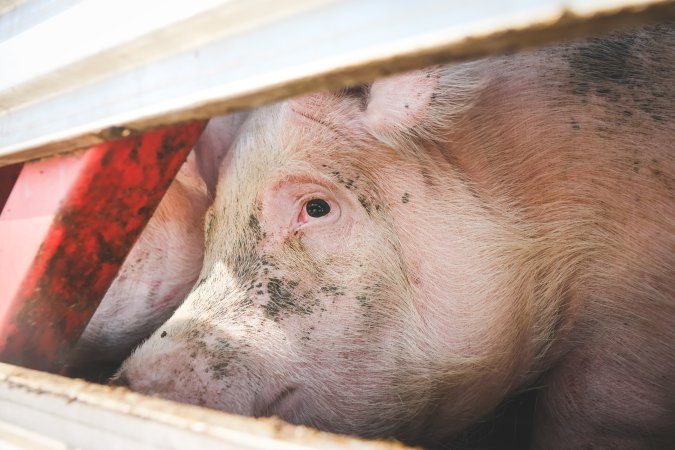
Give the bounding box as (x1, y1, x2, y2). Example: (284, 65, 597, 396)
(117, 25, 675, 448)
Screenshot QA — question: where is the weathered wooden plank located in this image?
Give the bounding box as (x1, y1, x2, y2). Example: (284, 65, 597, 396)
(0, 363, 412, 450)
(1, 0, 673, 166)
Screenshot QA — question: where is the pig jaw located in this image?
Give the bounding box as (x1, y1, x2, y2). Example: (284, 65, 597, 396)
(118, 277, 439, 440)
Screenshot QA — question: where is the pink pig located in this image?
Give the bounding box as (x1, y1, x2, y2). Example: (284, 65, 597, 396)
(116, 25, 674, 448)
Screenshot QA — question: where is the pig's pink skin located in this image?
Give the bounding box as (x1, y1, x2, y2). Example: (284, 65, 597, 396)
(119, 26, 674, 448)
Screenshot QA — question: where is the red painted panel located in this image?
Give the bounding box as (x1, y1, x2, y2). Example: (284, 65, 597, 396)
(0, 121, 206, 373)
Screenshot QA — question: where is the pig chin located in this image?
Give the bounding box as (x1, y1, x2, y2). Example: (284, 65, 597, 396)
(116, 313, 435, 441)
(120, 344, 341, 432)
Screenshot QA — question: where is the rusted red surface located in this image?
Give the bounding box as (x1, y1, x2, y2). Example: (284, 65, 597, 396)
(0, 121, 206, 373)
(0, 163, 23, 213)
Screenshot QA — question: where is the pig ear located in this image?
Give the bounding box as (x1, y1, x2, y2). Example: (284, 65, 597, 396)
(193, 112, 248, 196)
(364, 68, 439, 136)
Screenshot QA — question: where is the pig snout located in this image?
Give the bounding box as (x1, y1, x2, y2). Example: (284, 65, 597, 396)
(118, 310, 307, 420)
(118, 24, 675, 448)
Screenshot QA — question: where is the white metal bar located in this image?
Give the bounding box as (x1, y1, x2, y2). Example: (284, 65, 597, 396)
(0, 363, 410, 450)
(0, 0, 335, 110)
(0, 0, 80, 42)
(0, 0, 673, 165)
(0, 421, 67, 450)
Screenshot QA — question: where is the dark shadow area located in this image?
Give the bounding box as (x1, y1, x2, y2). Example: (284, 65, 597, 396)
(62, 359, 123, 384)
(440, 389, 538, 450)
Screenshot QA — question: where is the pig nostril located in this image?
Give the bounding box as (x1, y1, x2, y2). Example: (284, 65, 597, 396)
(109, 372, 130, 387)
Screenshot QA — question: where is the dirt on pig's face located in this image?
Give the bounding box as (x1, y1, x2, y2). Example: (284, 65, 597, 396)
(119, 90, 527, 443)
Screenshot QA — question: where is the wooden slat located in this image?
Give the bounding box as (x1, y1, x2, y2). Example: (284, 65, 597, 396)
(1, 0, 674, 166)
(0, 363, 413, 450)
(0, 0, 80, 41)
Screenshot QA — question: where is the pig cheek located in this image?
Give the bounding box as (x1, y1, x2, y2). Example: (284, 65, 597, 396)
(295, 204, 371, 258)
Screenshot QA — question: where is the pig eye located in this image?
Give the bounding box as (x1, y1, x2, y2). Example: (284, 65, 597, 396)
(305, 199, 331, 218)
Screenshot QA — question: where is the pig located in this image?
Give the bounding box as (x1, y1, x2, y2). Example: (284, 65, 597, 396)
(66, 114, 248, 380)
(116, 24, 674, 449)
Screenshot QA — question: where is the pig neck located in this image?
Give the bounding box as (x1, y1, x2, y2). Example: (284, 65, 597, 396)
(436, 71, 674, 372)
(391, 72, 674, 443)
(371, 142, 559, 441)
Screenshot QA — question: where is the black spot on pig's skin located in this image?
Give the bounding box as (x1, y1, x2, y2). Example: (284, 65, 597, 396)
(567, 33, 637, 93)
(263, 277, 311, 320)
(402, 192, 410, 203)
(248, 214, 262, 241)
(420, 167, 436, 187)
(188, 328, 205, 340)
(320, 285, 344, 296)
(330, 170, 357, 190)
(358, 194, 371, 214)
(564, 26, 673, 122)
(331, 171, 345, 184)
(225, 235, 262, 286)
(356, 295, 372, 310)
(211, 361, 230, 379)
